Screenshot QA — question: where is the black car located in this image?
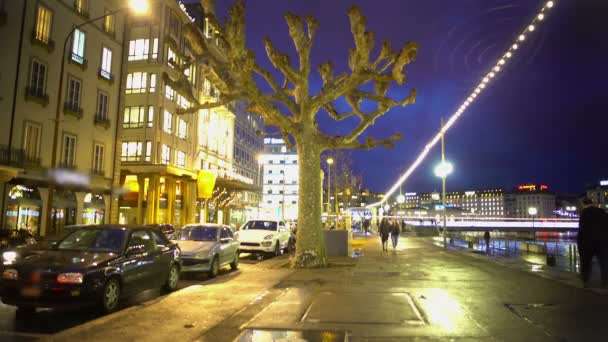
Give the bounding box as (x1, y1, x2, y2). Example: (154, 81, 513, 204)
(0, 225, 181, 315)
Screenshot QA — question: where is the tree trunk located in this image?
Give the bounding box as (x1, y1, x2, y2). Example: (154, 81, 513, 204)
(293, 137, 327, 268)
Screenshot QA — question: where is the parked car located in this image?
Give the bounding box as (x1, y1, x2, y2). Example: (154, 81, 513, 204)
(171, 224, 239, 278)
(234, 220, 291, 257)
(0, 225, 181, 315)
(148, 224, 175, 236)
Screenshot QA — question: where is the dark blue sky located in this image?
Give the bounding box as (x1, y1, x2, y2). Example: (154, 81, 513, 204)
(198, 0, 607, 194)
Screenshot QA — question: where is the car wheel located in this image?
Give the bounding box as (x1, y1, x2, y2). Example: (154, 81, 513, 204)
(230, 252, 239, 271)
(101, 278, 121, 314)
(273, 241, 280, 257)
(15, 307, 35, 319)
(208, 256, 219, 278)
(163, 264, 180, 292)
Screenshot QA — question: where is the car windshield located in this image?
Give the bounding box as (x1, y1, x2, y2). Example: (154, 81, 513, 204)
(172, 226, 218, 242)
(242, 221, 278, 231)
(57, 229, 127, 253)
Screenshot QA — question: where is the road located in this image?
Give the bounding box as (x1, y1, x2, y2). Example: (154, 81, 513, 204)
(0, 253, 270, 342)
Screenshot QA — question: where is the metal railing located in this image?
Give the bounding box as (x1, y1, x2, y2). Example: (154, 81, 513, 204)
(0, 146, 25, 168)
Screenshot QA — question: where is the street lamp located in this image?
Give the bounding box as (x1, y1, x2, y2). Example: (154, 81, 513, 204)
(44, 1, 149, 234)
(397, 194, 405, 204)
(528, 207, 538, 232)
(326, 158, 334, 214)
(257, 155, 264, 217)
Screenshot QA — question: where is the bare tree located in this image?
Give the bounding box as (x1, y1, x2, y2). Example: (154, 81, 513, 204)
(181, 0, 417, 268)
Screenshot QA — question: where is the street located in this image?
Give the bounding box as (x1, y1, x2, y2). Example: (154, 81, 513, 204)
(0, 253, 280, 342)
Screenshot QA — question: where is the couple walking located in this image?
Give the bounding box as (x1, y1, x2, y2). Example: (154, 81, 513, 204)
(379, 218, 400, 251)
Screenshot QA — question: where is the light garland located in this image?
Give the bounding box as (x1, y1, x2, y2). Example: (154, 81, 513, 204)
(367, 1, 556, 209)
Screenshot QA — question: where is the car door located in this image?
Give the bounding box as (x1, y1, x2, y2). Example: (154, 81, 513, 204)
(149, 229, 174, 284)
(219, 227, 236, 265)
(122, 230, 157, 293)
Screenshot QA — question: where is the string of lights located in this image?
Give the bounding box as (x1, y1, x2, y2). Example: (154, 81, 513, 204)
(367, 0, 557, 209)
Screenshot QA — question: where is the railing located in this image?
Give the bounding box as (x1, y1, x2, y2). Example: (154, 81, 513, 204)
(0, 146, 25, 168)
(94, 114, 111, 128)
(24, 86, 49, 105)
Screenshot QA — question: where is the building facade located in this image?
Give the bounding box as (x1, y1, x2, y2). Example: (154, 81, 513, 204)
(0, 0, 127, 236)
(115, 0, 244, 227)
(504, 184, 556, 218)
(260, 138, 298, 220)
(396, 189, 506, 217)
(587, 180, 608, 210)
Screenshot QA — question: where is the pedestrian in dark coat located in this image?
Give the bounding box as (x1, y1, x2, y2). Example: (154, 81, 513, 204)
(484, 231, 491, 254)
(390, 219, 400, 249)
(379, 218, 390, 251)
(578, 198, 608, 287)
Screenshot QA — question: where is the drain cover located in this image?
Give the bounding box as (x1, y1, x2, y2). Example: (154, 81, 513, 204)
(236, 329, 348, 342)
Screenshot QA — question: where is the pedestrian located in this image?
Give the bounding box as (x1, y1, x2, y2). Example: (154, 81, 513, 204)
(379, 218, 390, 251)
(390, 219, 400, 250)
(363, 219, 370, 235)
(484, 231, 491, 254)
(577, 198, 608, 288)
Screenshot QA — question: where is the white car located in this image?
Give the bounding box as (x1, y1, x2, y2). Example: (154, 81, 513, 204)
(235, 220, 291, 257)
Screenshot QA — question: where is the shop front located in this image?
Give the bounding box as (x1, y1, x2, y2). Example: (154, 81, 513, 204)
(82, 193, 106, 225)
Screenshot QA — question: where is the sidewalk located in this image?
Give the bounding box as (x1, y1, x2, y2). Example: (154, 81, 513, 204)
(236, 235, 608, 341)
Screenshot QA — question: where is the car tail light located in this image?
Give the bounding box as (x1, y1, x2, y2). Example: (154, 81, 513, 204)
(2, 269, 18, 280)
(57, 273, 83, 284)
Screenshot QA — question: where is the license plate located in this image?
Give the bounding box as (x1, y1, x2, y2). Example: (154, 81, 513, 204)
(20, 286, 41, 298)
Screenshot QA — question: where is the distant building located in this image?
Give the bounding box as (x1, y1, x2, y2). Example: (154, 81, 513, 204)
(504, 184, 556, 218)
(393, 189, 506, 217)
(260, 138, 298, 220)
(586, 179, 608, 210)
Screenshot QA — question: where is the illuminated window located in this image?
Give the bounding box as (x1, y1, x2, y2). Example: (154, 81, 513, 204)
(123, 106, 146, 128)
(167, 47, 176, 67)
(163, 110, 173, 133)
(126, 72, 147, 94)
(165, 85, 175, 101)
(103, 9, 115, 34)
(177, 95, 189, 109)
(74, 0, 88, 15)
(177, 118, 187, 139)
(100, 46, 112, 79)
(152, 38, 159, 59)
(161, 145, 171, 164)
(128, 39, 150, 61)
(149, 74, 156, 92)
(71, 29, 86, 64)
(176, 151, 185, 167)
(34, 5, 53, 44)
(145, 141, 152, 162)
(121, 141, 143, 162)
(147, 106, 154, 127)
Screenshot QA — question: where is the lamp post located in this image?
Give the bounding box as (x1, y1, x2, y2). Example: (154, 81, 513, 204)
(528, 207, 538, 234)
(434, 119, 453, 249)
(44, 0, 149, 235)
(257, 155, 264, 217)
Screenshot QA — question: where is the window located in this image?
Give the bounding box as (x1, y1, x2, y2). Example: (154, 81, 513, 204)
(163, 110, 173, 133)
(167, 47, 176, 67)
(74, 0, 88, 15)
(177, 118, 187, 139)
(61, 134, 77, 167)
(126, 72, 147, 94)
(152, 38, 159, 59)
(145, 141, 152, 162)
(93, 143, 104, 174)
(165, 85, 175, 101)
(121, 141, 142, 162)
(161, 145, 171, 164)
(71, 29, 86, 64)
(23, 122, 41, 162)
(66, 77, 81, 111)
(176, 151, 185, 167)
(128, 230, 154, 253)
(123, 106, 146, 128)
(96, 91, 109, 120)
(147, 106, 154, 127)
(103, 9, 115, 34)
(149, 74, 156, 92)
(28, 60, 46, 97)
(100, 46, 112, 79)
(128, 39, 150, 61)
(177, 95, 189, 109)
(34, 4, 53, 44)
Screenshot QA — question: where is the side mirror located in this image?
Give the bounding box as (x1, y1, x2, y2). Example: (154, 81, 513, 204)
(220, 238, 231, 244)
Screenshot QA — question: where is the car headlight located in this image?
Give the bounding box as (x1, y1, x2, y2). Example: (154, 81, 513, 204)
(195, 250, 211, 259)
(264, 234, 274, 240)
(2, 251, 17, 265)
(57, 273, 83, 284)
(2, 268, 18, 280)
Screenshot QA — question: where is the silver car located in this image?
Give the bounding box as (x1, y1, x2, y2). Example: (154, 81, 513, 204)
(171, 224, 239, 278)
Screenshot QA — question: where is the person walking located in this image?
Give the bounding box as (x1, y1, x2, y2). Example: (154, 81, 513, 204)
(484, 231, 491, 254)
(363, 219, 370, 235)
(390, 219, 400, 250)
(379, 218, 390, 252)
(578, 198, 608, 287)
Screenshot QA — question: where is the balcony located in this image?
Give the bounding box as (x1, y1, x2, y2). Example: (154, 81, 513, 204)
(98, 68, 114, 84)
(69, 53, 88, 70)
(24, 87, 49, 106)
(94, 114, 111, 129)
(63, 102, 83, 119)
(30, 31, 55, 53)
(0, 146, 24, 168)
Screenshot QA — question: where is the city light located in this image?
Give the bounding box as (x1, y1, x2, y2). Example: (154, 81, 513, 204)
(528, 207, 538, 216)
(434, 161, 453, 178)
(397, 194, 405, 204)
(366, 1, 557, 209)
(327, 158, 334, 165)
(130, 0, 150, 15)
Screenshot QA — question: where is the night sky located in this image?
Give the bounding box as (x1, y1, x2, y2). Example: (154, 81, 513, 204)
(192, 0, 607, 194)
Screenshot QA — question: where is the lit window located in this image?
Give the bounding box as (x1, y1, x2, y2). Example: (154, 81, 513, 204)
(71, 29, 86, 64)
(149, 74, 156, 92)
(23, 122, 41, 162)
(103, 9, 115, 34)
(145, 141, 152, 162)
(161, 145, 171, 164)
(165, 85, 175, 101)
(178, 118, 187, 139)
(126, 72, 147, 94)
(74, 0, 88, 15)
(121, 141, 142, 162)
(123, 106, 146, 128)
(163, 110, 173, 133)
(34, 5, 53, 44)
(100, 46, 112, 79)
(128, 39, 150, 61)
(152, 38, 159, 59)
(176, 151, 185, 167)
(167, 48, 176, 67)
(177, 95, 189, 109)
(147, 106, 154, 127)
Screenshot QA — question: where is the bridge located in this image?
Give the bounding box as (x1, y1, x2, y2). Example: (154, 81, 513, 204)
(384, 216, 579, 230)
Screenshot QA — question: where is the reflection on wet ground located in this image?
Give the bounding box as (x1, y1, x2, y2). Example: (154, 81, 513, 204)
(237, 329, 348, 342)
